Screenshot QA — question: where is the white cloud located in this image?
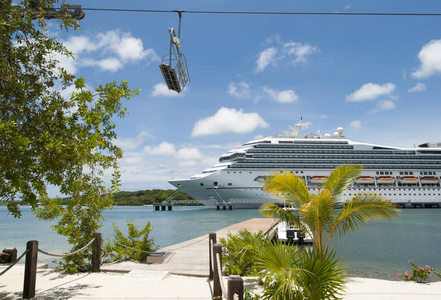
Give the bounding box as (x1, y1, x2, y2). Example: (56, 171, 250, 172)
(263, 86, 299, 103)
(51, 51, 77, 74)
(63, 36, 99, 54)
(350, 120, 361, 129)
(408, 83, 427, 93)
(144, 142, 176, 156)
(81, 57, 123, 72)
(151, 83, 185, 97)
(191, 107, 269, 137)
(228, 81, 252, 99)
(346, 83, 395, 102)
(412, 39, 441, 79)
(176, 147, 205, 167)
(255, 47, 278, 72)
(282, 42, 319, 64)
(372, 100, 396, 113)
(255, 37, 319, 72)
(60, 30, 159, 74)
(114, 131, 154, 151)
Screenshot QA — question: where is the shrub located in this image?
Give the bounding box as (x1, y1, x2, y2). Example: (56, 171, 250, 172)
(104, 219, 158, 262)
(398, 259, 435, 283)
(219, 230, 268, 277)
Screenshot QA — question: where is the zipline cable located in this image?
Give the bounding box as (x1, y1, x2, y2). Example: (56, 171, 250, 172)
(81, 8, 441, 17)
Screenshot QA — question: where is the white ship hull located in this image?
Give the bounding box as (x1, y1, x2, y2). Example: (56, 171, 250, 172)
(168, 122, 441, 209)
(169, 169, 441, 209)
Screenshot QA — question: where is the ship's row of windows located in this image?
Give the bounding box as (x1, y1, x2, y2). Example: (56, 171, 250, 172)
(219, 153, 245, 162)
(278, 140, 349, 145)
(246, 149, 429, 156)
(255, 145, 417, 154)
(235, 159, 441, 166)
(255, 144, 354, 149)
(229, 164, 440, 170)
(346, 194, 441, 197)
(248, 154, 440, 160)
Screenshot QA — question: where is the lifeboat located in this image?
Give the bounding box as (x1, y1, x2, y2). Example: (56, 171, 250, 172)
(355, 176, 375, 184)
(399, 177, 419, 184)
(376, 176, 395, 184)
(309, 176, 328, 184)
(420, 177, 439, 184)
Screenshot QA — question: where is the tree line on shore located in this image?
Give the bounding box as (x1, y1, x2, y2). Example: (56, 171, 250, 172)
(58, 189, 196, 206)
(111, 189, 196, 206)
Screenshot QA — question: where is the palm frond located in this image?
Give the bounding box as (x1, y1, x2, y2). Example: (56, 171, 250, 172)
(257, 242, 304, 300)
(299, 247, 347, 300)
(260, 202, 301, 226)
(300, 189, 336, 252)
(324, 164, 363, 199)
(263, 171, 310, 206)
(328, 192, 400, 242)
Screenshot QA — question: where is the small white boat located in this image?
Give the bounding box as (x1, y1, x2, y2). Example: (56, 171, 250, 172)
(276, 222, 313, 244)
(376, 176, 396, 184)
(309, 176, 328, 184)
(399, 176, 419, 184)
(420, 177, 439, 184)
(355, 176, 375, 184)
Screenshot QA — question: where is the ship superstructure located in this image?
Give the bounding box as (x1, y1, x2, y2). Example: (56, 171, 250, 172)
(168, 121, 441, 208)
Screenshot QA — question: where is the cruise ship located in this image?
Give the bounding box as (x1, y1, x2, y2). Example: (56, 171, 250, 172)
(168, 121, 441, 209)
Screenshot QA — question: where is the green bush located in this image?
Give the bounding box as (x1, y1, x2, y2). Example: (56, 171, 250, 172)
(105, 218, 158, 262)
(219, 229, 268, 277)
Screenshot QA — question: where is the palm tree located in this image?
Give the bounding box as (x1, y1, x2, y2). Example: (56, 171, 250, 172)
(260, 164, 400, 257)
(257, 242, 347, 300)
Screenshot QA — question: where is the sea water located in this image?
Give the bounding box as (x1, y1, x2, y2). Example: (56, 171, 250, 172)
(1, 206, 440, 280)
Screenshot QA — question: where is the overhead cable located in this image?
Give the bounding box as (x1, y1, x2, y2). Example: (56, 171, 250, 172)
(81, 8, 441, 17)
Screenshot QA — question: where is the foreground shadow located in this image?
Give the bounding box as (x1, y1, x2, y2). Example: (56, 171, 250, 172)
(37, 283, 101, 300)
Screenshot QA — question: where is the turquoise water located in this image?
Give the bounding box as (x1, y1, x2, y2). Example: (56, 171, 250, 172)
(1, 206, 440, 280)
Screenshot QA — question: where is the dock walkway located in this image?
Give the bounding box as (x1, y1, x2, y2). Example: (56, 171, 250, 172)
(101, 218, 276, 276)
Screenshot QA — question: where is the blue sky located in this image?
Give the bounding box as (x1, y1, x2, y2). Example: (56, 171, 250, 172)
(42, 0, 441, 192)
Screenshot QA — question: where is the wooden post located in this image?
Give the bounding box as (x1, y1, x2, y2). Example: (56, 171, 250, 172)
(92, 232, 101, 272)
(228, 275, 244, 300)
(213, 243, 223, 299)
(208, 232, 216, 280)
(23, 240, 38, 299)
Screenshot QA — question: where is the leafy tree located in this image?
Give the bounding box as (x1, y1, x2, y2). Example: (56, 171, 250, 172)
(1, 1, 139, 271)
(260, 164, 400, 257)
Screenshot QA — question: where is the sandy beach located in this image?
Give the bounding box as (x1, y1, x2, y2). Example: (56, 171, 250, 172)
(2, 264, 441, 299)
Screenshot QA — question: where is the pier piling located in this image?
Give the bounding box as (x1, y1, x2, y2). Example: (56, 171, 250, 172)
(209, 232, 216, 280)
(213, 243, 223, 299)
(228, 275, 244, 300)
(92, 232, 101, 273)
(23, 241, 38, 299)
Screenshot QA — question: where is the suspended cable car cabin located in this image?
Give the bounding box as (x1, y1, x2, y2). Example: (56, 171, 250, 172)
(159, 12, 190, 93)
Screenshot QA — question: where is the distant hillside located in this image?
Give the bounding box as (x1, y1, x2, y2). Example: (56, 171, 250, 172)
(112, 189, 198, 206)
